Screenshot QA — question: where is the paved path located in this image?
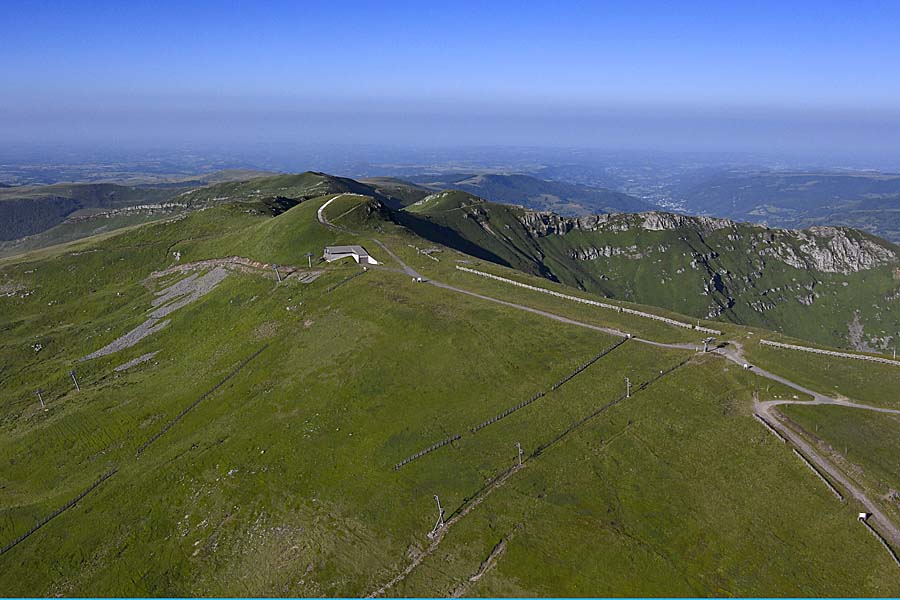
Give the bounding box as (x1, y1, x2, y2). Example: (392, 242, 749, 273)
(753, 394, 900, 547)
(711, 344, 900, 547)
(316, 194, 342, 228)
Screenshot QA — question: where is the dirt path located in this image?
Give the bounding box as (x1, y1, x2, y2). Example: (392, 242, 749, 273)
(316, 195, 342, 228)
(450, 534, 511, 598)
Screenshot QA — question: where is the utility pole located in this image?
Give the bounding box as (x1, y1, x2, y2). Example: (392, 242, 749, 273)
(305, 252, 314, 268)
(428, 494, 445, 539)
(36, 389, 45, 409)
(515, 441, 523, 466)
(272, 264, 282, 283)
(703, 337, 716, 353)
(70, 369, 80, 392)
(625, 377, 631, 398)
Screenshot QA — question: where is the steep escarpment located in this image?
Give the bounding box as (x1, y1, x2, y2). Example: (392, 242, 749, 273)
(401, 196, 900, 349)
(520, 211, 896, 275)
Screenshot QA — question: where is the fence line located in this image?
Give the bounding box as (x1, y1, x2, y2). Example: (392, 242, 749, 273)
(136, 344, 268, 456)
(753, 413, 786, 443)
(470, 338, 628, 433)
(760, 339, 900, 368)
(532, 356, 693, 458)
(326, 269, 367, 293)
(860, 518, 900, 569)
(0, 467, 118, 557)
(456, 266, 721, 335)
(792, 448, 844, 501)
(393, 339, 630, 471)
(3, 345, 268, 557)
(394, 434, 462, 470)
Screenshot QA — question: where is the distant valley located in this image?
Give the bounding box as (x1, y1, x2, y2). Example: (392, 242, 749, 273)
(669, 170, 900, 243)
(404, 172, 653, 215)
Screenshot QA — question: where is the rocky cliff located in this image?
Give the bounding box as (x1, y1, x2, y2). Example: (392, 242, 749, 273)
(519, 210, 897, 275)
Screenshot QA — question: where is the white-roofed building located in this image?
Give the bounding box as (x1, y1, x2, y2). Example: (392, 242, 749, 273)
(323, 245, 379, 265)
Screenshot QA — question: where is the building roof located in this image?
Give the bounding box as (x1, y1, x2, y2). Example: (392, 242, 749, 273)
(325, 245, 370, 257)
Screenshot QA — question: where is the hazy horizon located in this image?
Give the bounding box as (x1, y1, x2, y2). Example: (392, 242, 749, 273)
(2, 0, 899, 162)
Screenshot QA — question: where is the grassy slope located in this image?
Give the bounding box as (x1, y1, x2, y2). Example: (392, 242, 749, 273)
(397, 357, 892, 597)
(174, 172, 375, 207)
(0, 183, 186, 241)
(360, 177, 432, 207)
(0, 171, 389, 258)
(0, 197, 898, 595)
(0, 211, 182, 258)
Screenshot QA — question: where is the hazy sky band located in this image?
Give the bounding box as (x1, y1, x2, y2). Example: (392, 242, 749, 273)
(2, 0, 899, 152)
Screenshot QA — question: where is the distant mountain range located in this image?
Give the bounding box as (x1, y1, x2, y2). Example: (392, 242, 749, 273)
(673, 170, 900, 242)
(407, 172, 653, 215)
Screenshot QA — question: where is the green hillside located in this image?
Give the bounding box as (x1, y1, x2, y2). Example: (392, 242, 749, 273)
(0, 183, 185, 241)
(175, 172, 382, 208)
(0, 172, 409, 258)
(398, 191, 900, 350)
(360, 177, 432, 207)
(411, 172, 653, 215)
(1, 190, 898, 595)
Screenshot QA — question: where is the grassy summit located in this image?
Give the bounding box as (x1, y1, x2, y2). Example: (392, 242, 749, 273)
(0, 189, 898, 595)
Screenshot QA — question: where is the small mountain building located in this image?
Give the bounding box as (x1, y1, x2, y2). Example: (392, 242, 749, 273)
(323, 245, 379, 265)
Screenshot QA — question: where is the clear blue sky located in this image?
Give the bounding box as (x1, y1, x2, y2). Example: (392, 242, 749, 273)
(2, 0, 899, 153)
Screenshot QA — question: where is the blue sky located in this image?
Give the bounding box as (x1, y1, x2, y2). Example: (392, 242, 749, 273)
(2, 0, 899, 153)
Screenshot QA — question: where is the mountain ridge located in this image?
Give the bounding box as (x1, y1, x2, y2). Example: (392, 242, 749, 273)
(395, 190, 900, 350)
(409, 172, 653, 215)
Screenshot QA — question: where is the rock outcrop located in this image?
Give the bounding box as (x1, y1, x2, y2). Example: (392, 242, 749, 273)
(519, 209, 896, 275)
(759, 227, 896, 274)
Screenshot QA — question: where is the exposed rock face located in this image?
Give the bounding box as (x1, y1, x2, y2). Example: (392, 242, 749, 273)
(802, 227, 896, 274)
(760, 227, 897, 274)
(570, 245, 646, 260)
(519, 209, 896, 275)
(518, 210, 735, 237)
(518, 211, 613, 236)
(639, 211, 734, 232)
(848, 312, 879, 353)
